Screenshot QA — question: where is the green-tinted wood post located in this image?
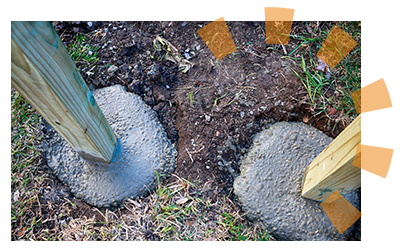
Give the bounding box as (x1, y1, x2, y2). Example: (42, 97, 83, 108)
(301, 115, 361, 201)
(11, 21, 117, 163)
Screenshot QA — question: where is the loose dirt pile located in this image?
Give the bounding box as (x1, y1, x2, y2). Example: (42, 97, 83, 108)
(52, 21, 349, 197)
(11, 21, 361, 241)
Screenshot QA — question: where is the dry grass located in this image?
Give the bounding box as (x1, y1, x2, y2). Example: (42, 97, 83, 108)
(68, 173, 272, 241)
(11, 89, 272, 241)
(11, 87, 46, 240)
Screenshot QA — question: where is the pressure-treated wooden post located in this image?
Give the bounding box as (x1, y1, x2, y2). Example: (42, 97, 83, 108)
(11, 21, 117, 163)
(301, 115, 361, 201)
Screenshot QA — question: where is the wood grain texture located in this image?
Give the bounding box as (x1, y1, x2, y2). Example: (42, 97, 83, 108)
(11, 21, 117, 163)
(301, 115, 361, 201)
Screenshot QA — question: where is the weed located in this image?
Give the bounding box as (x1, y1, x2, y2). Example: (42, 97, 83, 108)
(66, 33, 100, 72)
(289, 21, 361, 123)
(11, 98, 273, 241)
(153, 36, 194, 73)
(291, 56, 327, 105)
(189, 92, 194, 106)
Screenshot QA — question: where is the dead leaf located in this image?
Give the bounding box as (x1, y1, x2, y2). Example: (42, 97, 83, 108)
(13, 190, 20, 202)
(176, 197, 188, 205)
(17, 227, 27, 238)
(306, 25, 314, 34)
(316, 58, 331, 79)
(303, 116, 309, 123)
(328, 107, 338, 116)
(153, 36, 194, 73)
(185, 219, 195, 226)
(316, 58, 328, 70)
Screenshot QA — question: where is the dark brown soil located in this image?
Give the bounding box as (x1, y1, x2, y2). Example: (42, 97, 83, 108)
(42, 21, 347, 218)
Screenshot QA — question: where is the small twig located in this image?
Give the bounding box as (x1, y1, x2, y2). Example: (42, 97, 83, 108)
(265, 95, 277, 100)
(190, 145, 205, 154)
(116, 75, 127, 85)
(281, 44, 287, 55)
(244, 48, 264, 58)
(185, 147, 194, 163)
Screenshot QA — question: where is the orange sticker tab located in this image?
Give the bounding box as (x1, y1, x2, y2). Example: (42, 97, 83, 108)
(362, 78, 392, 113)
(197, 17, 237, 61)
(317, 25, 357, 68)
(321, 190, 362, 234)
(264, 7, 295, 45)
(264, 7, 295, 21)
(353, 144, 393, 178)
(351, 88, 361, 114)
(214, 16, 225, 22)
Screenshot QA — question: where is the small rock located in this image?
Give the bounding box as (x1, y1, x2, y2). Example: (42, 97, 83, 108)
(155, 93, 166, 102)
(207, 220, 217, 229)
(108, 65, 119, 74)
(184, 52, 192, 60)
(127, 80, 141, 94)
(274, 100, 281, 106)
(205, 114, 211, 122)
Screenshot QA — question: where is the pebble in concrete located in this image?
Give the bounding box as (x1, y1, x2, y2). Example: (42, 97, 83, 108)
(46, 85, 177, 208)
(233, 122, 360, 241)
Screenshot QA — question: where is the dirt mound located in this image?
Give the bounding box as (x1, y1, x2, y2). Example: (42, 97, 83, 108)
(52, 21, 348, 198)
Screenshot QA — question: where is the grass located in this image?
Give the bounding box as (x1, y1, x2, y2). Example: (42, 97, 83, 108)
(11, 31, 102, 239)
(11, 87, 45, 240)
(123, 173, 274, 241)
(11, 21, 360, 241)
(224, 21, 360, 125)
(66, 33, 100, 74)
(291, 55, 329, 106)
(288, 21, 361, 126)
(11, 31, 273, 239)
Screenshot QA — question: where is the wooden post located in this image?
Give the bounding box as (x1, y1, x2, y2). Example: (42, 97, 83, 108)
(11, 21, 117, 163)
(301, 115, 361, 201)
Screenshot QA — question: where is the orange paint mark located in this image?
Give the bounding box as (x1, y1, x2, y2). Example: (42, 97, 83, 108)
(321, 190, 362, 234)
(353, 144, 393, 178)
(264, 7, 295, 45)
(214, 16, 225, 22)
(197, 17, 237, 61)
(351, 78, 392, 114)
(351, 88, 361, 114)
(317, 25, 357, 68)
(264, 7, 295, 21)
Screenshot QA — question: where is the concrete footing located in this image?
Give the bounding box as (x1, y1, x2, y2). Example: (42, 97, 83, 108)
(46, 85, 177, 208)
(234, 122, 360, 241)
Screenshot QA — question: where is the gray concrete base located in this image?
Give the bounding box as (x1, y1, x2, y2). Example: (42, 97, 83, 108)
(46, 85, 177, 208)
(233, 122, 360, 241)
